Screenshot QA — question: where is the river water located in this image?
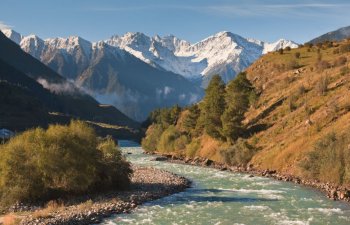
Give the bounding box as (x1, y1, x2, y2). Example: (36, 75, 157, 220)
(102, 141, 350, 225)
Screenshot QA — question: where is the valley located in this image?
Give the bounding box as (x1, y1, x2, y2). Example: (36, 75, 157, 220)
(1, 3, 350, 224)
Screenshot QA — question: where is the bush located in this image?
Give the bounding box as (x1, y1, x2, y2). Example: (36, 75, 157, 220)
(185, 139, 201, 158)
(315, 60, 331, 71)
(220, 139, 256, 166)
(278, 48, 284, 55)
(286, 60, 300, 70)
(141, 124, 164, 152)
(0, 121, 131, 207)
(340, 43, 350, 53)
(340, 66, 350, 76)
(315, 75, 329, 96)
(300, 132, 350, 185)
(294, 52, 301, 59)
(157, 125, 180, 153)
(333, 56, 347, 67)
(284, 46, 291, 51)
(288, 95, 298, 112)
(174, 135, 190, 151)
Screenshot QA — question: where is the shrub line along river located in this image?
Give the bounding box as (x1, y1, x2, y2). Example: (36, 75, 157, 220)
(101, 141, 350, 225)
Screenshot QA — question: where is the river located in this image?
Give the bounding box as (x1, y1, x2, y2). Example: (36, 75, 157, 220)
(101, 141, 350, 225)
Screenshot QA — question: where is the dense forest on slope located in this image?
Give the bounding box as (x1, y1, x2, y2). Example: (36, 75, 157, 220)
(142, 39, 350, 187)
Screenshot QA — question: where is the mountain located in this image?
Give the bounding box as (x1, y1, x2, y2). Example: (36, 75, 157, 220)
(106, 31, 298, 87)
(309, 25, 350, 44)
(0, 31, 140, 137)
(1, 29, 203, 121)
(2, 29, 296, 120)
(142, 37, 350, 188)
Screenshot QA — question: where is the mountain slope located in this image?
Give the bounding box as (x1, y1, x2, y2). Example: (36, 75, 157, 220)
(0, 31, 139, 131)
(106, 31, 298, 86)
(142, 38, 350, 187)
(309, 25, 350, 44)
(2, 30, 203, 121)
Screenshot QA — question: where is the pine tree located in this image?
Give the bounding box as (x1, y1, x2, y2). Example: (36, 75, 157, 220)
(201, 75, 226, 139)
(221, 72, 253, 143)
(183, 104, 200, 136)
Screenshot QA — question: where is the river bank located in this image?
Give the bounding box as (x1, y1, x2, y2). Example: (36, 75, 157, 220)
(150, 152, 350, 203)
(0, 166, 190, 225)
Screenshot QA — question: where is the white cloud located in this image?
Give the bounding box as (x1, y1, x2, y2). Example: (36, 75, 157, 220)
(201, 3, 350, 18)
(0, 21, 12, 30)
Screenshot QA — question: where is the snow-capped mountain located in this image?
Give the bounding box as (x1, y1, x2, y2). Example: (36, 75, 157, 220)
(106, 31, 298, 86)
(1, 29, 203, 121)
(1, 29, 297, 119)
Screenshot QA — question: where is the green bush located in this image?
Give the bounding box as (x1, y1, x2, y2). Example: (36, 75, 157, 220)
(141, 124, 164, 152)
(185, 139, 201, 158)
(157, 125, 180, 153)
(0, 121, 131, 207)
(300, 132, 350, 185)
(220, 138, 256, 166)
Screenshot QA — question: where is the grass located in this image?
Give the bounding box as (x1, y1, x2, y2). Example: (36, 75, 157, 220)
(244, 40, 350, 177)
(32, 201, 65, 219)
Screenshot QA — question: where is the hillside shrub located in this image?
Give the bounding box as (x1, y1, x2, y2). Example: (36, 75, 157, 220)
(294, 52, 301, 59)
(300, 131, 350, 185)
(286, 60, 300, 70)
(334, 56, 347, 67)
(186, 139, 201, 158)
(340, 66, 350, 76)
(315, 75, 329, 96)
(141, 124, 163, 152)
(220, 139, 256, 166)
(340, 43, 350, 53)
(315, 60, 331, 71)
(157, 125, 180, 153)
(0, 121, 131, 208)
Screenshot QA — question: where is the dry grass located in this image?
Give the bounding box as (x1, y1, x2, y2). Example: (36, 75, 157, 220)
(76, 199, 93, 211)
(32, 201, 65, 219)
(244, 40, 350, 175)
(2, 214, 20, 225)
(197, 135, 223, 162)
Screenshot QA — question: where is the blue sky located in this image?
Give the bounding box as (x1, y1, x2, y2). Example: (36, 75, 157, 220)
(1, 0, 350, 43)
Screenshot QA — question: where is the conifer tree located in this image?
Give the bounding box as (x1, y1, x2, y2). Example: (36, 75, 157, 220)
(183, 104, 200, 136)
(200, 75, 226, 139)
(221, 72, 253, 143)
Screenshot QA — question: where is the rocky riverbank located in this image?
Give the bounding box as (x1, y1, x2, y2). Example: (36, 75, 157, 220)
(2, 166, 190, 225)
(151, 153, 350, 203)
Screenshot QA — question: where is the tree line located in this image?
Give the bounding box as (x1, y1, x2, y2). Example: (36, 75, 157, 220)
(142, 72, 258, 163)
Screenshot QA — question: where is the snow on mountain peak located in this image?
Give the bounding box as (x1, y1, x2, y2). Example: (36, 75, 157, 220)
(3, 29, 298, 87)
(1, 29, 22, 44)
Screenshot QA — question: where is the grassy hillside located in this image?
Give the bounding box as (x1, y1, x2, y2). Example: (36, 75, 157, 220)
(142, 39, 350, 186)
(245, 40, 350, 176)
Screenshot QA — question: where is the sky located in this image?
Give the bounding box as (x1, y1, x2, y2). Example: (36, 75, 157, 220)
(1, 0, 350, 43)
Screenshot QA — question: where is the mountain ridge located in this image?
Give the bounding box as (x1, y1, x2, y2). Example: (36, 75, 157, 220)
(309, 25, 350, 44)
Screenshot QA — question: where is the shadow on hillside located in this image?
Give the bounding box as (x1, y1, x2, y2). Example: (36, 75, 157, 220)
(244, 123, 271, 138)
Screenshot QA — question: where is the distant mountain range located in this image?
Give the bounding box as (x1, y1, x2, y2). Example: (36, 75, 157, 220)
(0, 31, 140, 138)
(309, 25, 350, 44)
(106, 31, 298, 86)
(2, 29, 298, 120)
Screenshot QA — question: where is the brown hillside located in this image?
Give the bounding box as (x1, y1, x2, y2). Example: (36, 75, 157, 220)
(244, 40, 350, 176)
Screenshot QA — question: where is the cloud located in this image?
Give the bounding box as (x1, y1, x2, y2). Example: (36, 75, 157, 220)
(0, 21, 12, 30)
(198, 2, 350, 18)
(37, 78, 78, 94)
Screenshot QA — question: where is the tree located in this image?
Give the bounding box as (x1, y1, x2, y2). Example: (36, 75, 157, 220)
(295, 52, 301, 59)
(200, 75, 226, 139)
(221, 72, 253, 143)
(182, 104, 200, 136)
(278, 48, 284, 55)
